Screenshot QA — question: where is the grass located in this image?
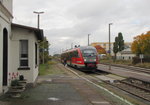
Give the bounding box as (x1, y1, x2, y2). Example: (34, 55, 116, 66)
(113, 60, 132, 65)
(100, 59, 132, 65)
(135, 63, 150, 69)
(39, 60, 65, 75)
(39, 62, 50, 75)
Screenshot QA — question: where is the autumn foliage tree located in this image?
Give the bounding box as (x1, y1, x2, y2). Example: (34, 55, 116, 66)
(94, 45, 106, 54)
(131, 31, 150, 56)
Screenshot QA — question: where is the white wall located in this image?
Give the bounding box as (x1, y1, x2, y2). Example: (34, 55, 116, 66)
(0, 0, 13, 94)
(11, 27, 39, 83)
(116, 53, 136, 60)
(1, 0, 13, 14)
(0, 21, 2, 94)
(0, 15, 11, 94)
(33, 45, 39, 82)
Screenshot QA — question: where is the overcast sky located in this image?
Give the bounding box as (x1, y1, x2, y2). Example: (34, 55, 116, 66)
(13, 0, 150, 55)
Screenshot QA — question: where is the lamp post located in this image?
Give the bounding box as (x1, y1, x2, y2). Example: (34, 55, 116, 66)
(109, 23, 113, 70)
(33, 11, 44, 64)
(33, 11, 44, 28)
(88, 34, 90, 46)
(71, 43, 73, 49)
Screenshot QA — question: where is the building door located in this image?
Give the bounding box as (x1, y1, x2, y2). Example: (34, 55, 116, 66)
(3, 28, 8, 86)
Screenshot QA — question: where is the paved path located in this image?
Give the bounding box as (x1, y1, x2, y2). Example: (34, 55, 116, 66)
(0, 63, 134, 105)
(0, 69, 111, 105)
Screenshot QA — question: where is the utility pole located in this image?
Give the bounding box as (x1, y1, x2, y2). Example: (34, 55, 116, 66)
(71, 43, 73, 49)
(109, 23, 113, 70)
(88, 34, 90, 46)
(33, 11, 44, 64)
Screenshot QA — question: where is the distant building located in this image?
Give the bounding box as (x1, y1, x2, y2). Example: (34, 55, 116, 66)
(91, 42, 132, 56)
(117, 48, 136, 60)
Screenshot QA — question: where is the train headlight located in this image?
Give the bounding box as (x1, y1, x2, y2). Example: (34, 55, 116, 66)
(94, 59, 96, 61)
(84, 59, 87, 61)
(77, 61, 82, 63)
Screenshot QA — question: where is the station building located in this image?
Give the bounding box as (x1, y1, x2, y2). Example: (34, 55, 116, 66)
(0, 0, 13, 94)
(0, 0, 44, 94)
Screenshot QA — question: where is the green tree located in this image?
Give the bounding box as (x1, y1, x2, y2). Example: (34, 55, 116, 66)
(39, 37, 50, 64)
(113, 37, 119, 60)
(113, 32, 124, 61)
(118, 32, 124, 51)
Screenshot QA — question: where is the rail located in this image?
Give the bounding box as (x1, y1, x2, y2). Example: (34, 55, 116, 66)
(93, 70, 150, 102)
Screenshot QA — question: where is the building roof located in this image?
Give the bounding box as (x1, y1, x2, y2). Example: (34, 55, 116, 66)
(121, 48, 133, 54)
(11, 23, 44, 41)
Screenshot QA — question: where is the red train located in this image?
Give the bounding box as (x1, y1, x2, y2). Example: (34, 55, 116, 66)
(61, 46, 99, 70)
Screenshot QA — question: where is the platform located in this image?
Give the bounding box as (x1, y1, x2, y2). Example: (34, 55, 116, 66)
(0, 75, 112, 105)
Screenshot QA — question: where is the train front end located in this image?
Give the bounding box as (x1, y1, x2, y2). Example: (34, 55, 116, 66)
(80, 46, 98, 69)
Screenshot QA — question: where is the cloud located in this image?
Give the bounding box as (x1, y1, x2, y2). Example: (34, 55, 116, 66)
(13, 0, 150, 55)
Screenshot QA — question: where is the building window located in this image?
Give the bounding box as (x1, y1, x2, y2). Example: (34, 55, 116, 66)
(35, 43, 38, 67)
(20, 40, 28, 67)
(129, 56, 131, 59)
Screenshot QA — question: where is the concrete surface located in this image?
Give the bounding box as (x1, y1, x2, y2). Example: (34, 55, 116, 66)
(0, 63, 134, 105)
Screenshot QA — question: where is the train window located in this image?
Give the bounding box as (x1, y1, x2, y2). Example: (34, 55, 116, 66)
(70, 52, 74, 57)
(70, 50, 78, 58)
(82, 49, 96, 57)
(67, 53, 70, 60)
(75, 50, 79, 57)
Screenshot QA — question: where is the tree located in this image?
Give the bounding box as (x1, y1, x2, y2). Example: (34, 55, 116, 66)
(118, 32, 124, 51)
(131, 31, 150, 56)
(113, 32, 124, 61)
(39, 36, 50, 64)
(113, 37, 119, 60)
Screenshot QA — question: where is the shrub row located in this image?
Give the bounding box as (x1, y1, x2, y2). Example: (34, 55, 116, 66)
(132, 56, 150, 64)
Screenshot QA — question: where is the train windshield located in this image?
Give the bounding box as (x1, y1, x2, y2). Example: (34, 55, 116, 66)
(82, 49, 96, 57)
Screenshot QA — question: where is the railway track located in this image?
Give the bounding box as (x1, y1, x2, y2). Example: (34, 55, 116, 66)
(100, 63, 150, 74)
(109, 78, 150, 102)
(64, 66, 150, 104)
(93, 70, 150, 102)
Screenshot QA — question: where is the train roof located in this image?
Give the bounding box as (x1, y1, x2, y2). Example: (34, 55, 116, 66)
(78, 46, 96, 50)
(61, 46, 96, 54)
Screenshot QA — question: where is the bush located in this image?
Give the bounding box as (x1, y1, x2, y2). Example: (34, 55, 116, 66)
(143, 55, 150, 62)
(135, 63, 150, 69)
(132, 55, 150, 64)
(132, 57, 140, 65)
